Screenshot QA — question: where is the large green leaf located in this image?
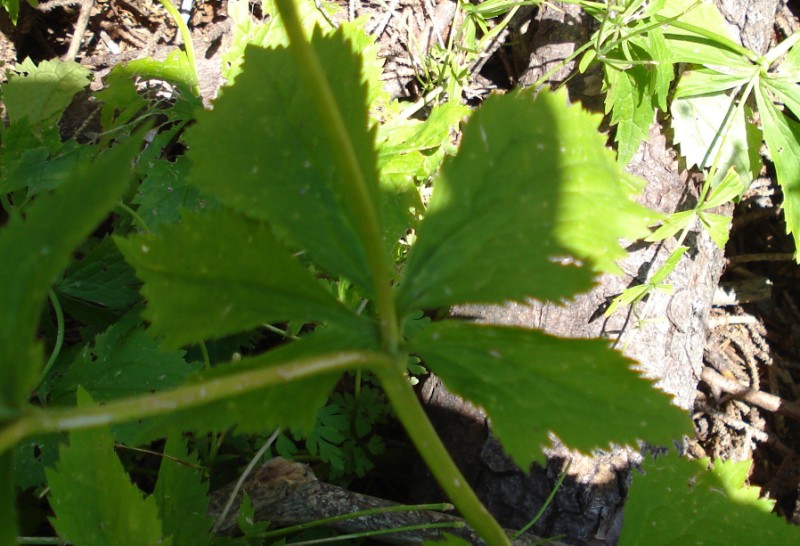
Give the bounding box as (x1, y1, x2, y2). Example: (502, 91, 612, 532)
(153, 433, 212, 546)
(0, 138, 138, 407)
(396, 88, 655, 315)
(409, 321, 690, 468)
(185, 30, 381, 293)
(117, 208, 365, 348)
(755, 84, 800, 257)
(56, 236, 140, 309)
(2, 58, 91, 127)
(46, 391, 169, 546)
(621, 453, 800, 545)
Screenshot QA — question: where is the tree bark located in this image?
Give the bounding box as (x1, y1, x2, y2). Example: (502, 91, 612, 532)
(411, 2, 782, 544)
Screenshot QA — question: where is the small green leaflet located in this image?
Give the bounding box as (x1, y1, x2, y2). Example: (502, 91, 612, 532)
(646, 169, 740, 249)
(153, 433, 212, 546)
(46, 390, 169, 546)
(620, 453, 800, 545)
(56, 235, 140, 309)
(672, 67, 751, 100)
(588, 1, 674, 165)
(236, 491, 272, 537)
(132, 156, 214, 233)
(409, 321, 691, 468)
(2, 140, 95, 195)
(605, 246, 688, 317)
(2, 58, 91, 127)
(186, 30, 381, 294)
(45, 311, 197, 405)
(13, 434, 60, 490)
(1, 0, 20, 24)
(755, 84, 800, 258)
(0, 137, 138, 407)
(397, 88, 655, 315)
(117, 208, 364, 348)
(377, 100, 467, 250)
(763, 77, 800, 123)
(305, 403, 348, 471)
(636, 27, 674, 112)
(604, 63, 654, 166)
(113, 50, 197, 91)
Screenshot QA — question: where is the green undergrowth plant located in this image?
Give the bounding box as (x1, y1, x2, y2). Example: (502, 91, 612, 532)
(538, 0, 800, 322)
(2, 0, 800, 545)
(414, 0, 538, 101)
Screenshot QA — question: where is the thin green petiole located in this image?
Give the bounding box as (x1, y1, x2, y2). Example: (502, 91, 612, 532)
(154, 0, 200, 94)
(286, 521, 464, 545)
(261, 502, 456, 539)
(513, 460, 571, 539)
(40, 289, 65, 383)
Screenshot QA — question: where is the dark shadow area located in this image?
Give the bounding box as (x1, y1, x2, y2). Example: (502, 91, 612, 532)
(410, 374, 634, 546)
(695, 175, 800, 523)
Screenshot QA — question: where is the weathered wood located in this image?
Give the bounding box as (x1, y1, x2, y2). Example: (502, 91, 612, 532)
(207, 457, 567, 545)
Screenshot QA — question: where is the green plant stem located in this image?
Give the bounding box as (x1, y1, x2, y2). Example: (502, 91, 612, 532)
(763, 32, 800, 66)
(261, 502, 455, 539)
(513, 459, 570, 538)
(212, 428, 281, 533)
(154, 0, 200, 94)
(198, 340, 211, 369)
(40, 289, 65, 382)
(287, 522, 464, 546)
(115, 201, 151, 233)
(15, 538, 66, 545)
(529, 39, 594, 90)
(375, 364, 511, 546)
(0, 351, 388, 456)
(274, 0, 401, 354)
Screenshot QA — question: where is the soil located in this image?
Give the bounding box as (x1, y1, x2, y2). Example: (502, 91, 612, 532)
(5, 0, 800, 544)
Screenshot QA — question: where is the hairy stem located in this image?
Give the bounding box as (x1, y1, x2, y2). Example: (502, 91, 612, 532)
(155, 0, 200, 94)
(0, 351, 386, 455)
(273, 0, 402, 354)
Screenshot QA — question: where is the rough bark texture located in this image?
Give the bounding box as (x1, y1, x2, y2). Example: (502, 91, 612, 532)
(207, 457, 565, 545)
(411, 1, 781, 544)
